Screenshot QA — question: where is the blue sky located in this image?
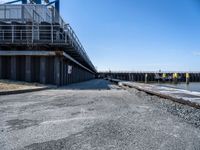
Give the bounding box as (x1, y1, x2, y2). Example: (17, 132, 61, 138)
(60, 0, 200, 72)
(3, 0, 200, 71)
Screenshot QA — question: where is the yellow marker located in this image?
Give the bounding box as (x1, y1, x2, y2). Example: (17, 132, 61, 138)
(162, 73, 166, 78)
(186, 73, 190, 78)
(173, 73, 178, 79)
(186, 73, 190, 84)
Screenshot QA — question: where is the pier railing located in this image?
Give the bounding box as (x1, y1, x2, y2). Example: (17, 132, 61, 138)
(0, 4, 95, 71)
(0, 23, 95, 71)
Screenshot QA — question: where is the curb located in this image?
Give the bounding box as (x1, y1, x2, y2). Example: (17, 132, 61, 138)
(108, 78, 200, 109)
(125, 83, 200, 109)
(0, 87, 52, 96)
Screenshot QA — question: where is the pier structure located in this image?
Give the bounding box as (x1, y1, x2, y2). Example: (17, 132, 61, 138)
(99, 72, 200, 83)
(0, 1, 96, 86)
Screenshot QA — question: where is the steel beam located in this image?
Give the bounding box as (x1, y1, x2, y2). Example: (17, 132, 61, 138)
(0, 51, 56, 56)
(55, 0, 59, 14)
(46, 0, 59, 14)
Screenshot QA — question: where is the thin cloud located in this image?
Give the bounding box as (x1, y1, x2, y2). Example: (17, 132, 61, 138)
(193, 52, 200, 56)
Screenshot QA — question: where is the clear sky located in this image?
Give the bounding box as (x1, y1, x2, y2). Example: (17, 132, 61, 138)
(2, 0, 200, 72)
(60, 0, 200, 72)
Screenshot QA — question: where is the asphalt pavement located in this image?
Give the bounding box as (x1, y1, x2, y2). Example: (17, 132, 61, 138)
(0, 79, 200, 150)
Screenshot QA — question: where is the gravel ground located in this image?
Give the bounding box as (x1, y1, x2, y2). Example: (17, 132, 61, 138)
(129, 88, 200, 128)
(0, 79, 200, 150)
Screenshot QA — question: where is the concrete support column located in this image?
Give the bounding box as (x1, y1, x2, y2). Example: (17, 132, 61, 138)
(0, 56, 2, 79)
(11, 56, 17, 80)
(25, 56, 31, 82)
(40, 57, 46, 84)
(54, 57, 60, 86)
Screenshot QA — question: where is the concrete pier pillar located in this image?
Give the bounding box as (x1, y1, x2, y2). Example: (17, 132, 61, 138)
(54, 57, 60, 86)
(0, 56, 2, 79)
(11, 56, 17, 80)
(40, 57, 46, 84)
(25, 56, 31, 82)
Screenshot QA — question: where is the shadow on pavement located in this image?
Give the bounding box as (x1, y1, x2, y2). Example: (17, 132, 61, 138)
(58, 79, 112, 90)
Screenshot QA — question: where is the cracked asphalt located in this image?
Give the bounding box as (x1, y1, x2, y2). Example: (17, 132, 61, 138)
(0, 79, 200, 150)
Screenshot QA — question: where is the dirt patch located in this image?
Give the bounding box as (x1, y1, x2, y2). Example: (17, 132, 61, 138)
(6, 119, 39, 130)
(0, 80, 43, 91)
(71, 112, 81, 116)
(88, 108, 95, 111)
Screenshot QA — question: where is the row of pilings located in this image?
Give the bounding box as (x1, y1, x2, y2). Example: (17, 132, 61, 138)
(98, 72, 200, 83)
(0, 55, 95, 86)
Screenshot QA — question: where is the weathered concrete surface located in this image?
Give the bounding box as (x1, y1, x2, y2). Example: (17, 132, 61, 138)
(0, 79, 200, 150)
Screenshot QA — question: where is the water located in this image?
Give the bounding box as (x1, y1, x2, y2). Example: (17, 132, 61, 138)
(153, 82, 200, 92)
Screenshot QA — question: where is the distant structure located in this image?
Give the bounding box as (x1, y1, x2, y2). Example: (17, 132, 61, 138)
(0, 0, 96, 86)
(99, 71, 200, 83)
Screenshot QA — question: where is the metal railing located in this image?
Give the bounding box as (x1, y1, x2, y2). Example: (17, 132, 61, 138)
(0, 4, 96, 71)
(0, 4, 67, 31)
(0, 23, 95, 70)
(0, 4, 51, 23)
(0, 24, 65, 43)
